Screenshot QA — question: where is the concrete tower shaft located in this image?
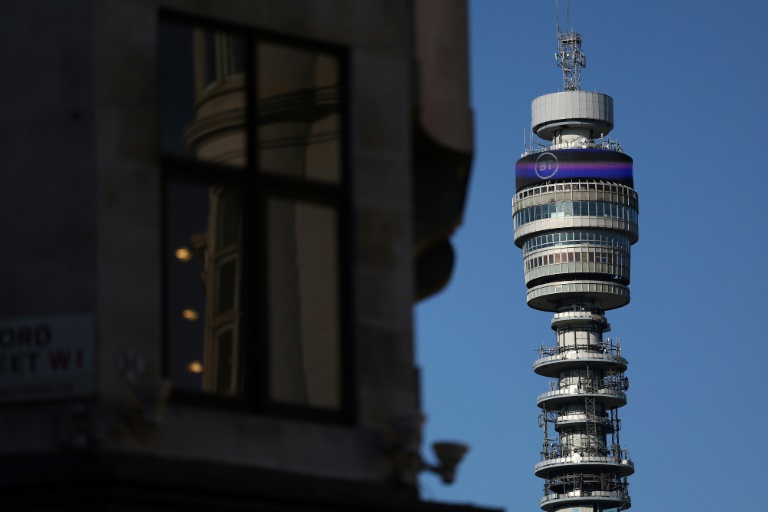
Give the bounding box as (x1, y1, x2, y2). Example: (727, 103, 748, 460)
(533, 307, 632, 512)
(513, 20, 638, 512)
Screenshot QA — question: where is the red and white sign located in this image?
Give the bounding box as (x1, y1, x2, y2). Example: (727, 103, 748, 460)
(0, 315, 95, 403)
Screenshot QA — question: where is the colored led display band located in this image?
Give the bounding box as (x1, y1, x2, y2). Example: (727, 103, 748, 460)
(516, 149, 633, 191)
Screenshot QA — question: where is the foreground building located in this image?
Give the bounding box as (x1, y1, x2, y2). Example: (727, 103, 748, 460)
(0, 1, 491, 511)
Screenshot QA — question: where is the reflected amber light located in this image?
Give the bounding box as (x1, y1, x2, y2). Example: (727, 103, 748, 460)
(175, 247, 193, 262)
(182, 308, 199, 321)
(187, 360, 204, 374)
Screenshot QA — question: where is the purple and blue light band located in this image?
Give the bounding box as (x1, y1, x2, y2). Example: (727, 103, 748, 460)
(515, 149, 634, 191)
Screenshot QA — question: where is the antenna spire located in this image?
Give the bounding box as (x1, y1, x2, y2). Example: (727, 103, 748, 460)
(554, 1, 586, 91)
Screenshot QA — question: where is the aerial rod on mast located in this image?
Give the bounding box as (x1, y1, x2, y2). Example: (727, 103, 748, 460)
(554, 0, 586, 91)
(555, 0, 570, 34)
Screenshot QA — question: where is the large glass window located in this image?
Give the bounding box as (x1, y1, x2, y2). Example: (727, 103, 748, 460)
(514, 200, 637, 229)
(160, 18, 348, 419)
(267, 199, 340, 409)
(522, 230, 631, 255)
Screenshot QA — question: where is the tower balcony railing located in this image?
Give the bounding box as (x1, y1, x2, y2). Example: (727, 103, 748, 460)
(545, 376, 628, 395)
(534, 454, 634, 478)
(534, 346, 627, 373)
(541, 444, 630, 462)
(537, 340, 621, 358)
(542, 490, 630, 501)
(540, 490, 630, 510)
(537, 381, 627, 409)
(543, 471, 628, 491)
(538, 386, 626, 400)
(521, 136, 624, 158)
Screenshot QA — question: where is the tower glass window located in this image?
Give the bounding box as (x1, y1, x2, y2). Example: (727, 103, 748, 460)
(159, 17, 349, 419)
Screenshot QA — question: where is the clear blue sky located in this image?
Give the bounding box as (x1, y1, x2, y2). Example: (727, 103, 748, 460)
(416, 1, 768, 509)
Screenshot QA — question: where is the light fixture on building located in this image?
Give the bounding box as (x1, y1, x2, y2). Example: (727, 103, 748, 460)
(387, 412, 469, 485)
(125, 378, 173, 428)
(425, 441, 469, 484)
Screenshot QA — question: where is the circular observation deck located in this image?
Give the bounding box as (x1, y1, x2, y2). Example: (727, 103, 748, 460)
(512, 180, 639, 248)
(537, 386, 627, 409)
(521, 229, 632, 289)
(532, 91, 614, 140)
(541, 491, 630, 511)
(523, 251, 630, 289)
(534, 455, 634, 478)
(527, 280, 630, 312)
(533, 351, 627, 377)
(513, 213, 638, 246)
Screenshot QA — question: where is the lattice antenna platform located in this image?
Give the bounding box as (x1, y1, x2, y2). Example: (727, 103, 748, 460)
(556, 28, 587, 91)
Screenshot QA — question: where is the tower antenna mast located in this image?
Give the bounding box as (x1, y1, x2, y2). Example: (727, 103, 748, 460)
(555, 0, 586, 91)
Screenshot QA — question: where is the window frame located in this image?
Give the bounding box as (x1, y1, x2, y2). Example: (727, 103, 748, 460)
(159, 12, 355, 424)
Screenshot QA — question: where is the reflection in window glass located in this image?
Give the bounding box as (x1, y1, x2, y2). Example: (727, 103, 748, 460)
(203, 31, 217, 88)
(258, 42, 342, 184)
(159, 22, 246, 167)
(200, 31, 247, 88)
(216, 188, 241, 249)
(215, 258, 237, 315)
(214, 328, 235, 393)
(268, 198, 340, 410)
(159, 21, 197, 158)
(161, 19, 347, 415)
(165, 180, 243, 397)
(226, 34, 246, 76)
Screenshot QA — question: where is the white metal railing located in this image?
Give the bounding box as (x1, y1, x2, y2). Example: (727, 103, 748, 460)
(534, 352, 628, 370)
(521, 136, 623, 157)
(537, 339, 622, 358)
(541, 490, 630, 504)
(540, 443, 629, 462)
(545, 375, 627, 394)
(535, 453, 634, 472)
(537, 386, 627, 405)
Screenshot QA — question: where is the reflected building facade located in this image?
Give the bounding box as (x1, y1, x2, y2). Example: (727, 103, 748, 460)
(165, 26, 346, 406)
(0, 1, 490, 511)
